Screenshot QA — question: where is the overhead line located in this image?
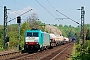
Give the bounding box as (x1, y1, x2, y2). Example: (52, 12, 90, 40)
(35, 0, 56, 18)
(20, 9, 33, 16)
(12, 0, 34, 15)
(13, 0, 35, 17)
(11, 0, 29, 17)
(47, 0, 60, 16)
(8, 0, 38, 23)
(7, 10, 27, 23)
(47, 0, 56, 10)
(7, 9, 33, 23)
(56, 10, 79, 24)
(46, 0, 79, 24)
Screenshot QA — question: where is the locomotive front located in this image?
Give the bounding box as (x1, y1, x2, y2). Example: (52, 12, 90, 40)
(24, 30, 40, 52)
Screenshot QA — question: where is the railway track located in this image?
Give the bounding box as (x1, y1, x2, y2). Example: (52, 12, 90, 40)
(41, 42, 74, 60)
(0, 50, 20, 60)
(0, 42, 74, 60)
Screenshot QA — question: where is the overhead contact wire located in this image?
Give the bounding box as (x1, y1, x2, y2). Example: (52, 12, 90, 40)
(46, 0, 79, 24)
(35, 0, 56, 19)
(56, 10, 79, 24)
(7, 9, 32, 23)
(47, 0, 59, 16)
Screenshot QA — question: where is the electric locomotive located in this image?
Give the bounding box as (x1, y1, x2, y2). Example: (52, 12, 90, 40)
(24, 28, 50, 52)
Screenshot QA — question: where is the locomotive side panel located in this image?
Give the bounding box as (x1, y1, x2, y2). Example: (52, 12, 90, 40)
(42, 32, 50, 49)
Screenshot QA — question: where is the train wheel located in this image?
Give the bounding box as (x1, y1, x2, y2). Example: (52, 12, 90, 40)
(40, 47, 44, 51)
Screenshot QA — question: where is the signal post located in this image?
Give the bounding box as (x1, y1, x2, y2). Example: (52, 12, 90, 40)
(17, 16, 21, 51)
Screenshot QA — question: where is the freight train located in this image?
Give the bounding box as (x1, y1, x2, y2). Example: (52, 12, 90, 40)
(24, 28, 70, 52)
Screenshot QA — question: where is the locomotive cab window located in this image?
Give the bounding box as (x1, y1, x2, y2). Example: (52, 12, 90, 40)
(27, 32, 38, 37)
(27, 32, 32, 37)
(33, 32, 38, 37)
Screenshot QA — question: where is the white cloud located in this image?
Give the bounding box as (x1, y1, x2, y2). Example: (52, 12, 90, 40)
(9, 6, 34, 16)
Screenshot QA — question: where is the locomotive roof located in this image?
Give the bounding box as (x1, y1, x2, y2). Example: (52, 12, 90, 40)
(26, 30, 42, 32)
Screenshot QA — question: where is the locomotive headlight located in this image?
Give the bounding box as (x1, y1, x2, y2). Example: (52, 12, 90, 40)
(26, 42, 28, 44)
(36, 42, 38, 44)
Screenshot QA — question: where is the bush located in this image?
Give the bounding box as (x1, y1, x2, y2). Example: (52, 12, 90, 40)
(72, 40, 90, 60)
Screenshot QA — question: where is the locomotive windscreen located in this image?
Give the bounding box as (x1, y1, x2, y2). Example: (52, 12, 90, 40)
(27, 32, 38, 37)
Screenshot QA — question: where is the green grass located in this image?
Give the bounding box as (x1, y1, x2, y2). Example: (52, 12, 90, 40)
(0, 47, 4, 52)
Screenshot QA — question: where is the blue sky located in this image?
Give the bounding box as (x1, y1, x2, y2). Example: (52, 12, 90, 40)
(0, 0, 90, 27)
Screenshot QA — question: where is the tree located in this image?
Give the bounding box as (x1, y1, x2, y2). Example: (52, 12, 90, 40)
(20, 22, 30, 47)
(59, 24, 63, 27)
(54, 24, 57, 26)
(27, 13, 40, 28)
(69, 25, 72, 27)
(64, 25, 68, 27)
(0, 29, 4, 38)
(20, 22, 30, 35)
(86, 29, 90, 40)
(6, 24, 18, 48)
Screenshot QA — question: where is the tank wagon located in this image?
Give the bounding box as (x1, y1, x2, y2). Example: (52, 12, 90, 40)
(64, 37, 70, 44)
(24, 29, 50, 52)
(55, 36, 65, 45)
(49, 33, 65, 47)
(49, 33, 56, 47)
